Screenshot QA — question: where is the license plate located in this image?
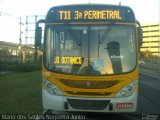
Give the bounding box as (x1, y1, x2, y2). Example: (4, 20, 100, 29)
(116, 103, 133, 109)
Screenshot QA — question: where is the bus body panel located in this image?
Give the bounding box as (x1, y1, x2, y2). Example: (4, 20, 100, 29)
(42, 89, 137, 112)
(40, 4, 140, 113)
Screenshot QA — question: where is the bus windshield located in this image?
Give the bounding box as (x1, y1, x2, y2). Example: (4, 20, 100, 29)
(44, 24, 136, 76)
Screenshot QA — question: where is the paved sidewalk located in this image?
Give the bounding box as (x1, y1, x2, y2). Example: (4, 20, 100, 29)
(139, 67, 160, 78)
(0, 71, 11, 74)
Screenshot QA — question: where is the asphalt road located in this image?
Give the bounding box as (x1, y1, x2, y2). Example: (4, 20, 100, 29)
(137, 74, 160, 114)
(42, 74, 160, 120)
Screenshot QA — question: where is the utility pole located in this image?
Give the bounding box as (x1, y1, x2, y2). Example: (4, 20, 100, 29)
(25, 15, 45, 62)
(1, 11, 25, 63)
(19, 17, 24, 63)
(34, 15, 38, 62)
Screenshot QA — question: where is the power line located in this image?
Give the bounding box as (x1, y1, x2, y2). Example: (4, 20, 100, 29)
(0, 11, 24, 20)
(0, 11, 24, 49)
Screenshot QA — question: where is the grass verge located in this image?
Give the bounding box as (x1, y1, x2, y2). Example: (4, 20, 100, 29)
(0, 71, 42, 114)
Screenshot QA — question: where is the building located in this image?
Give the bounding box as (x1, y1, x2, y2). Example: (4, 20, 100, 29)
(0, 41, 35, 62)
(141, 22, 160, 57)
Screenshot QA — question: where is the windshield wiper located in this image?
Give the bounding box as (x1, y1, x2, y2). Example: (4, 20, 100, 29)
(67, 26, 81, 46)
(99, 23, 114, 44)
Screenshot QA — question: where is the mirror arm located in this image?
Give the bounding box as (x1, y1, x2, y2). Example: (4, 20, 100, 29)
(136, 20, 143, 47)
(34, 19, 45, 62)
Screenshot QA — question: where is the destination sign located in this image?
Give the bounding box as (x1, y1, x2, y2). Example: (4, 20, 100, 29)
(54, 56, 82, 65)
(58, 10, 123, 21)
(46, 5, 135, 23)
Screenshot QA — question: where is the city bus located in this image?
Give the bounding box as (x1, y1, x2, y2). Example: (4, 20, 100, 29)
(35, 4, 142, 112)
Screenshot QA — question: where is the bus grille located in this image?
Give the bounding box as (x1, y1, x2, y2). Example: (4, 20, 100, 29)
(67, 99, 110, 110)
(60, 79, 120, 89)
(66, 91, 112, 96)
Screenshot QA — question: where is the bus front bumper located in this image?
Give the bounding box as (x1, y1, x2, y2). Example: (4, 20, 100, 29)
(42, 89, 137, 112)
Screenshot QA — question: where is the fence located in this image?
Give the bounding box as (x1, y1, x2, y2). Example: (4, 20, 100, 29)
(0, 44, 42, 72)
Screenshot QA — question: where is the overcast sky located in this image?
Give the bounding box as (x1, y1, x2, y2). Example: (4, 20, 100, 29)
(0, 0, 159, 43)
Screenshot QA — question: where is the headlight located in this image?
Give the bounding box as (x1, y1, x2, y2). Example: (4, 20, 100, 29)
(42, 78, 63, 96)
(114, 81, 136, 97)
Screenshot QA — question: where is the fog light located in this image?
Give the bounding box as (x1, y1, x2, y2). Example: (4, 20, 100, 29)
(64, 102, 68, 109)
(109, 103, 113, 111)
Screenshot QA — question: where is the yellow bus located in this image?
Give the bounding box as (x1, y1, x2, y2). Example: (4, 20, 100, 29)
(35, 4, 142, 112)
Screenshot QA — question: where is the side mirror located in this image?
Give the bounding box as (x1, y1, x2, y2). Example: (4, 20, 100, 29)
(35, 19, 45, 47)
(34, 19, 45, 62)
(35, 26, 42, 47)
(137, 27, 143, 46)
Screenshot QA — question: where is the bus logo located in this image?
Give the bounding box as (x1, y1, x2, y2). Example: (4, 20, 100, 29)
(86, 81, 91, 88)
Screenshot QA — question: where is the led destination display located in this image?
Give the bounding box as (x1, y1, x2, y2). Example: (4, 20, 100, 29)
(59, 10, 123, 20)
(46, 5, 135, 23)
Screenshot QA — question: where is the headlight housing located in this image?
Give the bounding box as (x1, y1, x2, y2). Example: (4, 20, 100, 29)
(114, 81, 137, 97)
(42, 78, 63, 96)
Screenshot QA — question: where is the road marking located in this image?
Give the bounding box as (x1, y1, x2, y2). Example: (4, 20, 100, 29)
(141, 80, 160, 91)
(140, 72, 160, 79)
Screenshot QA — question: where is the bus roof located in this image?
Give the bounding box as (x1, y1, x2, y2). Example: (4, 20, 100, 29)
(45, 4, 136, 23)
